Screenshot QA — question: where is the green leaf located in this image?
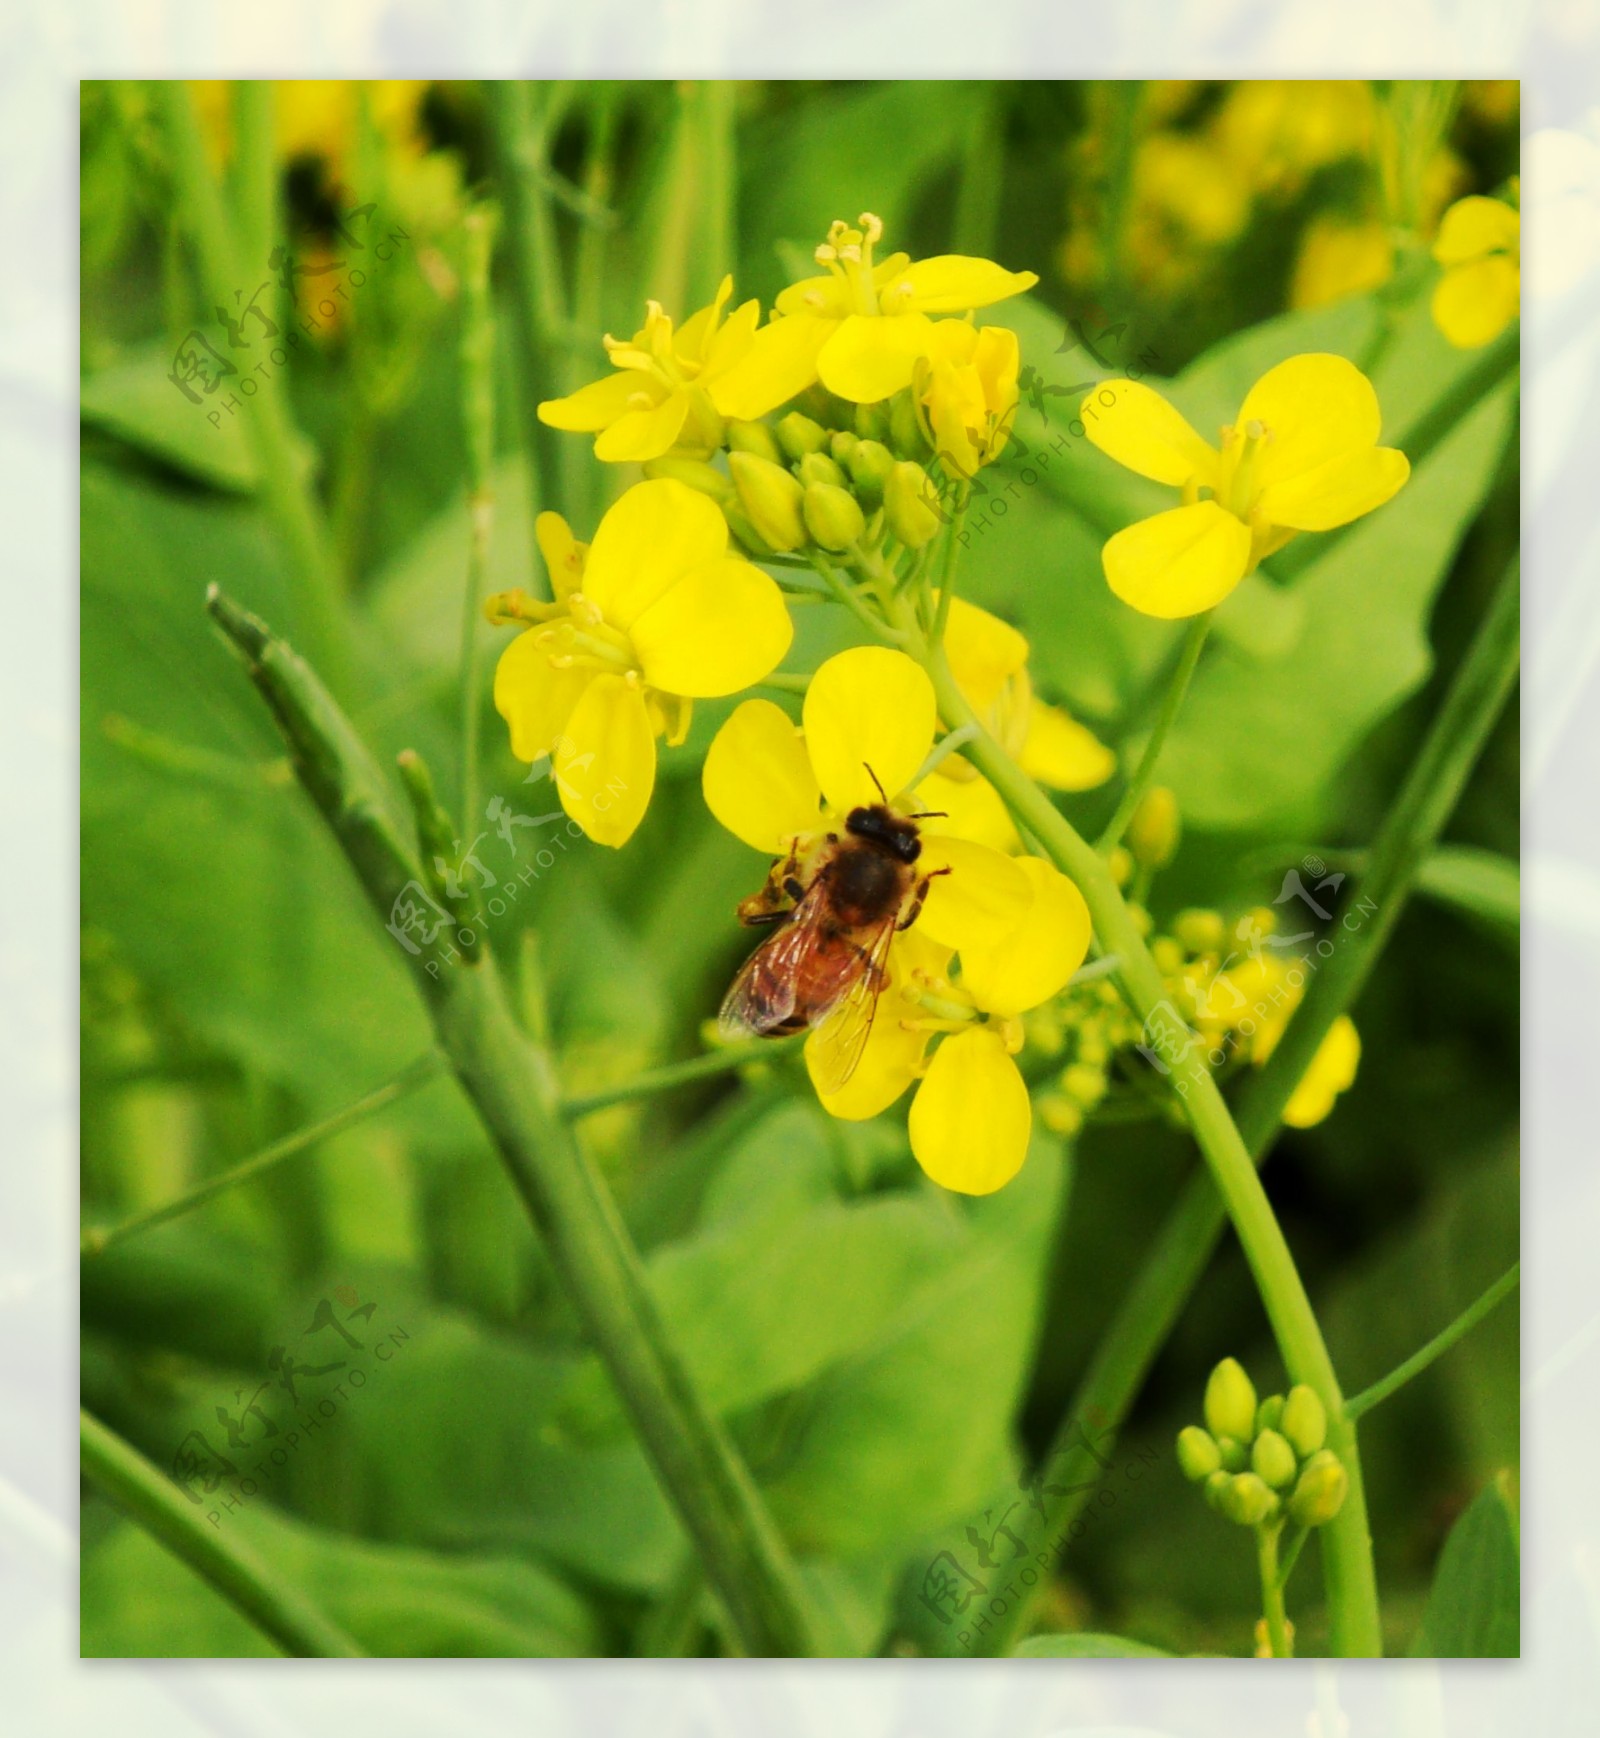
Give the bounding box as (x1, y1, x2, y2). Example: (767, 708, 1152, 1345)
(82, 344, 267, 493)
(1409, 1472, 1520, 1657)
(81, 1499, 603, 1657)
(1417, 845, 1519, 934)
(1014, 1631, 1172, 1657)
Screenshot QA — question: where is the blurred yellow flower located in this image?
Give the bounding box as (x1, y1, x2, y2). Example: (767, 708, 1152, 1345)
(812, 857, 1092, 1194)
(722, 214, 1037, 409)
(491, 480, 792, 847)
(1212, 80, 1376, 196)
(190, 79, 430, 175)
(920, 321, 1021, 477)
(1082, 354, 1409, 618)
(702, 647, 1029, 951)
(1431, 194, 1520, 348)
(1291, 216, 1394, 310)
(539, 277, 762, 462)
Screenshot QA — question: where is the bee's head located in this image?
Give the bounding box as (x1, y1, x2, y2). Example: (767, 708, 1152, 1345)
(844, 803, 923, 864)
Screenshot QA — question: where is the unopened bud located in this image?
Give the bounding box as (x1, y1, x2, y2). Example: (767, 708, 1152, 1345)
(1220, 1471, 1278, 1526)
(729, 450, 807, 552)
(725, 418, 784, 466)
(1203, 1468, 1232, 1511)
(1280, 1385, 1328, 1458)
(848, 438, 898, 506)
(1255, 1394, 1285, 1437)
(1151, 937, 1186, 976)
(1037, 1094, 1083, 1137)
(796, 450, 846, 489)
(642, 455, 735, 506)
(775, 411, 829, 462)
(1215, 1433, 1248, 1473)
(884, 460, 943, 548)
(829, 429, 861, 469)
(888, 385, 932, 458)
(1177, 1425, 1221, 1482)
(1251, 1428, 1298, 1490)
(1107, 845, 1134, 888)
(1175, 908, 1225, 954)
(1204, 1358, 1257, 1443)
(1062, 1063, 1106, 1106)
(803, 482, 867, 553)
(853, 400, 890, 442)
(1128, 786, 1181, 870)
(1288, 1450, 1348, 1527)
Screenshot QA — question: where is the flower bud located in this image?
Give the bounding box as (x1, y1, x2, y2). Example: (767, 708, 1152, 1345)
(729, 450, 807, 552)
(642, 455, 735, 506)
(1204, 1358, 1257, 1444)
(775, 411, 830, 462)
(884, 460, 944, 548)
(1176, 1425, 1221, 1483)
(1288, 1450, 1348, 1527)
(1251, 1428, 1298, 1491)
(803, 482, 867, 553)
(1215, 1433, 1248, 1473)
(847, 438, 898, 507)
(1280, 1385, 1328, 1458)
(725, 418, 784, 466)
(853, 400, 891, 442)
(1107, 845, 1134, 889)
(1128, 786, 1182, 870)
(796, 450, 846, 489)
(829, 430, 861, 469)
(1037, 1094, 1083, 1138)
(1255, 1394, 1285, 1437)
(1203, 1469, 1232, 1512)
(888, 385, 932, 458)
(1220, 1471, 1278, 1527)
(1062, 1063, 1106, 1106)
(1175, 908, 1225, 955)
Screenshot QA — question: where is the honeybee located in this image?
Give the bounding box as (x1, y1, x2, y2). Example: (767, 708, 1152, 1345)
(719, 790, 946, 1092)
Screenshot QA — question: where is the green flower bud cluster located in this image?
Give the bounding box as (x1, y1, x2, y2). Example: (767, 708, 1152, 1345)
(1177, 1360, 1347, 1530)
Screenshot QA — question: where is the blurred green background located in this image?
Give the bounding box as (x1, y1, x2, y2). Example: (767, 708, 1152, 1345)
(79, 79, 1518, 1658)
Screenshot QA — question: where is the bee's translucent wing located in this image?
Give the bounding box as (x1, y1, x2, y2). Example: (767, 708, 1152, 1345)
(717, 891, 828, 1038)
(805, 912, 898, 1095)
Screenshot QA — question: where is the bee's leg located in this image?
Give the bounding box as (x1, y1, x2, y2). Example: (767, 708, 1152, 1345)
(898, 867, 951, 931)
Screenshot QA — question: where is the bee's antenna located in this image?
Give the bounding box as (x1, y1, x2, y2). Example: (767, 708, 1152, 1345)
(906, 810, 948, 820)
(863, 762, 889, 804)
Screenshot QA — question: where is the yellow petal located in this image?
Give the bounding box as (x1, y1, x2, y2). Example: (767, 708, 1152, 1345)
(775, 274, 854, 320)
(1257, 445, 1410, 531)
(889, 255, 1039, 314)
(492, 628, 590, 763)
(582, 478, 728, 631)
(702, 698, 823, 853)
(1238, 354, 1382, 493)
(1103, 501, 1253, 619)
(808, 941, 931, 1121)
(817, 311, 937, 403)
(942, 597, 1029, 714)
(629, 558, 792, 699)
(921, 764, 1019, 852)
(1081, 379, 1219, 488)
(538, 369, 652, 432)
(1282, 1014, 1361, 1129)
(554, 674, 656, 848)
(801, 646, 936, 812)
(909, 1027, 1031, 1195)
(1432, 196, 1520, 267)
(914, 833, 1031, 950)
(957, 857, 1092, 1016)
(1431, 255, 1520, 348)
(534, 510, 585, 600)
(701, 297, 763, 386)
(1020, 702, 1117, 791)
(713, 313, 834, 419)
(673, 274, 734, 364)
(593, 392, 690, 463)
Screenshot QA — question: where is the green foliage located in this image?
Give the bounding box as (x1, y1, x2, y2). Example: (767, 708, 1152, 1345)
(1409, 1474, 1520, 1658)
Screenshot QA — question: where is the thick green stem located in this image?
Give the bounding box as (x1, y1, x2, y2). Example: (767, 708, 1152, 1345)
(80, 1409, 364, 1657)
(1097, 611, 1213, 852)
(966, 547, 1519, 1657)
(923, 642, 1383, 1656)
(1258, 1523, 1293, 1658)
(202, 587, 821, 1657)
(1346, 1262, 1520, 1421)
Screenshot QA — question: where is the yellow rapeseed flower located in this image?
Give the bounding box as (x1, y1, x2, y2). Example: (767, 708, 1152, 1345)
(1081, 354, 1410, 618)
(538, 277, 765, 462)
(919, 322, 1022, 477)
(1431, 194, 1520, 349)
(721, 214, 1037, 409)
(491, 480, 792, 847)
(812, 858, 1092, 1194)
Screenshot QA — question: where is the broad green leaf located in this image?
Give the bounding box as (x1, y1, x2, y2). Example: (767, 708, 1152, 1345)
(81, 1499, 602, 1657)
(1417, 846, 1520, 934)
(1409, 1473, 1520, 1658)
(1014, 1631, 1171, 1657)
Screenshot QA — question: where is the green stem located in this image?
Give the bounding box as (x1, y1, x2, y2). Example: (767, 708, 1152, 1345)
(1258, 1523, 1294, 1658)
(80, 1409, 364, 1657)
(82, 1053, 443, 1256)
(922, 638, 1382, 1657)
(1097, 612, 1213, 852)
(156, 82, 349, 690)
(203, 587, 822, 1658)
(967, 546, 1519, 1658)
(458, 208, 498, 837)
(562, 1036, 806, 1120)
(1346, 1263, 1520, 1421)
